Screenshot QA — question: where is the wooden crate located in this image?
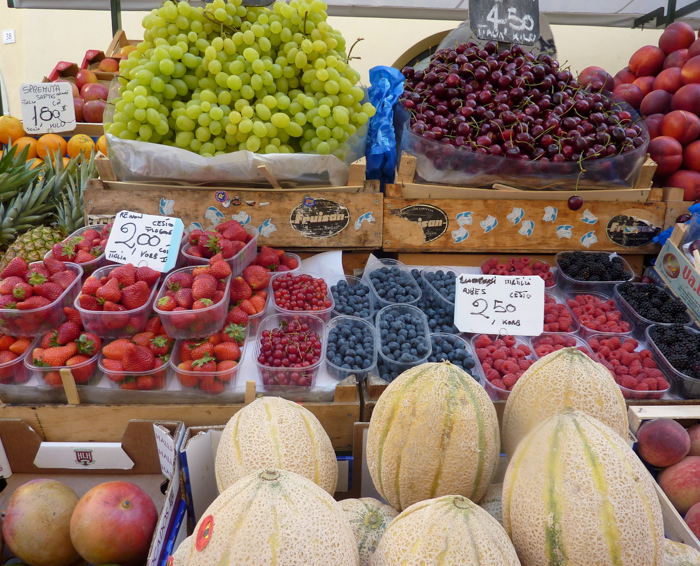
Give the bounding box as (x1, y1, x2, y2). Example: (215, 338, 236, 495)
(105, 30, 140, 59)
(382, 153, 683, 254)
(85, 159, 383, 251)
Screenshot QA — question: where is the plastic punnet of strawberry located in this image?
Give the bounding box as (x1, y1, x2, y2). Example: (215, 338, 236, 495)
(46, 224, 113, 269)
(29, 328, 101, 389)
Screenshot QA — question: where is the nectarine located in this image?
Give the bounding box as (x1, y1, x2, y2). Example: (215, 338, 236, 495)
(659, 21, 696, 55)
(685, 501, 700, 539)
(75, 69, 97, 90)
(636, 418, 691, 467)
(662, 110, 700, 144)
(682, 55, 700, 84)
(614, 83, 644, 109)
(672, 83, 700, 114)
(98, 58, 119, 72)
(649, 136, 684, 175)
(690, 39, 700, 58)
(684, 141, 700, 171)
(654, 66, 684, 93)
(689, 423, 700, 456)
(665, 48, 691, 69)
(579, 66, 615, 92)
(667, 169, 700, 200)
(658, 456, 700, 514)
(645, 113, 665, 139)
(633, 76, 656, 96)
(614, 66, 637, 88)
(630, 45, 666, 77)
(641, 89, 674, 116)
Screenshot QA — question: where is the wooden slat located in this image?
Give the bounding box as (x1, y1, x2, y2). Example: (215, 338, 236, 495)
(636, 156, 658, 189)
(395, 154, 417, 184)
(59, 369, 80, 405)
(94, 154, 116, 182)
(628, 405, 700, 434)
(347, 157, 367, 187)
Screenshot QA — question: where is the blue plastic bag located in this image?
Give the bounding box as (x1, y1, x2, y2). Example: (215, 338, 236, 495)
(365, 66, 404, 186)
(653, 203, 700, 246)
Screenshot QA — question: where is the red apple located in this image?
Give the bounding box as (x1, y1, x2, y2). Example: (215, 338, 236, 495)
(613, 83, 644, 109)
(649, 136, 684, 175)
(614, 66, 637, 88)
(658, 456, 700, 514)
(636, 418, 691, 467)
(645, 114, 665, 139)
(662, 110, 700, 144)
(641, 89, 674, 116)
(633, 76, 655, 96)
(654, 67, 684, 93)
(83, 100, 106, 123)
(73, 98, 84, 122)
(81, 82, 109, 102)
(98, 58, 119, 73)
(685, 501, 700, 539)
(665, 48, 691, 69)
(672, 83, 700, 114)
(578, 66, 615, 92)
(659, 21, 697, 54)
(689, 423, 700, 456)
(666, 169, 700, 200)
(630, 45, 666, 77)
(55, 79, 80, 99)
(70, 481, 158, 566)
(75, 69, 97, 90)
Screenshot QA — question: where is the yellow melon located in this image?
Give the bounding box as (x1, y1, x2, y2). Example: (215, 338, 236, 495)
(215, 397, 338, 495)
(340, 498, 398, 566)
(503, 409, 665, 566)
(502, 347, 628, 456)
(366, 362, 500, 512)
(665, 539, 700, 565)
(171, 469, 359, 565)
(478, 483, 503, 526)
(370, 495, 519, 566)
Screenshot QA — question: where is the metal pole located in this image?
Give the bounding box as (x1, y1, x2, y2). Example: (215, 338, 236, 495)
(667, 0, 677, 24)
(111, 0, 122, 37)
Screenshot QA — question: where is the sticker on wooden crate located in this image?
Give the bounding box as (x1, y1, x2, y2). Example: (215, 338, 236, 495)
(389, 203, 448, 243)
(606, 215, 661, 248)
(290, 196, 350, 239)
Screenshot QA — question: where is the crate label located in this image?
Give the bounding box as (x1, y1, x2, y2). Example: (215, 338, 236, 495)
(105, 210, 184, 273)
(232, 211, 251, 225)
(454, 274, 544, 336)
(290, 197, 350, 239)
(480, 215, 498, 233)
(658, 240, 700, 321)
(259, 218, 277, 238)
(0, 435, 12, 479)
(160, 198, 175, 216)
(557, 225, 573, 239)
(19, 82, 76, 134)
(518, 219, 535, 238)
(390, 204, 448, 243)
(581, 209, 598, 224)
(606, 215, 660, 248)
(470, 0, 540, 45)
(34, 442, 134, 469)
(354, 211, 375, 231)
(154, 423, 176, 479)
(581, 231, 598, 248)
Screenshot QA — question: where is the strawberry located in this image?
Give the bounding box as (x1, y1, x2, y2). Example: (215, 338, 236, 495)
(66, 355, 95, 383)
(0, 276, 24, 295)
(257, 246, 280, 270)
(103, 338, 132, 360)
(215, 220, 236, 234)
(8, 338, 30, 356)
(276, 265, 291, 272)
(78, 294, 101, 311)
(136, 266, 160, 288)
(55, 322, 81, 345)
(34, 282, 64, 302)
(168, 272, 193, 291)
(180, 340, 197, 362)
(77, 333, 101, 356)
(96, 278, 122, 304)
(200, 377, 225, 394)
(76, 237, 92, 252)
(150, 336, 172, 356)
(1, 257, 29, 279)
(197, 231, 221, 257)
(32, 347, 45, 364)
(177, 365, 198, 388)
(175, 288, 194, 309)
(0, 349, 18, 365)
(249, 295, 266, 313)
(63, 307, 83, 328)
(136, 375, 156, 390)
(0, 296, 17, 309)
(16, 296, 51, 310)
(102, 358, 125, 381)
(121, 281, 151, 310)
(226, 306, 249, 326)
(214, 342, 241, 361)
(44, 371, 63, 389)
(51, 241, 76, 262)
(212, 290, 225, 304)
(239, 299, 256, 316)
(43, 256, 66, 276)
(145, 316, 162, 335)
(41, 332, 57, 349)
(282, 255, 299, 270)
(187, 229, 203, 246)
(109, 264, 137, 287)
(187, 246, 204, 258)
(191, 341, 214, 360)
(120, 381, 139, 390)
(81, 276, 101, 296)
(242, 265, 271, 290)
(192, 353, 217, 372)
(36, 343, 79, 367)
(193, 298, 214, 309)
(210, 260, 231, 280)
(101, 223, 113, 240)
(0, 335, 15, 350)
(171, 307, 195, 329)
(192, 266, 212, 278)
(74, 250, 96, 263)
(254, 289, 267, 300)
(122, 344, 155, 372)
(26, 265, 49, 285)
(221, 221, 247, 242)
(12, 282, 32, 301)
(50, 271, 76, 292)
(219, 239, 236, 259)
(192, 275, 217, 301)
(217, 360, 238, 381)
(132, 332, 155, 348)
(102, 302, 128, 329)
(209, 253, 224, 264)
(157, 296, 176, 311)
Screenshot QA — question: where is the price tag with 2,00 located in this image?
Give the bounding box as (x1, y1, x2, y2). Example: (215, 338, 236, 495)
(454, 274, 545, 336)
(105, 211, 184, 273)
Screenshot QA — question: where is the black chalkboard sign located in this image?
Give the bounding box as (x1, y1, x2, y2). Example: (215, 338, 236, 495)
(469, 0, 540, 46)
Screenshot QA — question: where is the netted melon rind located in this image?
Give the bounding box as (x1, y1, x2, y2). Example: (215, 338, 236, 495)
(478, 483, 504, 526)
(340, 498, 398, 566)
(664, 539, 700, 565)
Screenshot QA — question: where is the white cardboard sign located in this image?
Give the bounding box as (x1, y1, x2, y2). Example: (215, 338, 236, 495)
(105, 210, 184, 273)
(19, 82, 76, 134)
(33, 441, 134, 470)
(454, 274, 545, 336)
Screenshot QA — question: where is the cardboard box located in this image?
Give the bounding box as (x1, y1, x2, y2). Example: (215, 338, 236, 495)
(0, 419, 186, 566)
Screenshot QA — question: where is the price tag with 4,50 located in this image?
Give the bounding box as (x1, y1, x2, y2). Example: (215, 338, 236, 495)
(19, 82, 76, 135)
(454, 274, 544, 336)
(105, 211, 184, 273)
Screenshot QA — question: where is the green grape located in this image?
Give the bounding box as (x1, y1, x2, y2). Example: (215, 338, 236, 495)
(228, 75, 243, 91)
(246, 135, 261, 152)
(186, 104, 202, 120)
(114, 99, 126, 113)
(270, 64, 283, 78)
(119, 130, 138, 140)
(182, 53, 199, 68)
(361, 102, 376, 117)
(223, 38, 236, 55)
(159, 59, 175, 75)
(252, 59, 265, 74)
(212, 36, 224, 51)
(210, 120, 222, 135)
(259, 37, 272, 52)
(252, 121, 267, 137)
(226, 124, 238, 136)
(205, 45, 217, 60)
(324, 80, 339, 95)
(285, 122, 303, 137)
(318, 104, 330, 118)
(301, 39, 313, 54)
(127, 120, 141, 134)
(312, 115, 325, 128)
(295, 52, 307, 68)
(218, 90, 232, 106)
(134, 108, 147, 121)
(239, 118, 253, 133)
(265, 123, 277, 137)
(177, 1, 190, 16)
(310, 137, 321, 150)
(175, 131, 193, 148)
(176, 115, 195, 131)
(316, 141, 330, 154)
(213, 136, 227, 151)
(241, 106, 255, 119)
(208, 60, 222, 74)
(134, 95, 149, 109)
(215, 72, 229, 88)
(229, 111, 242, 124)
(200, 90, 217, 104)
(190, 138, 202, 152)
(293, 112, 307, 125)
(133, 85, 149, 97)
(171, 79, 188, 97)
(350, 87, 364, 102)
(255, 104, 271, 121)
(163, 84, 177, 99)
(270, 112, 290, 128)
(355, 111, 368, 125)
(302, 97, 316, 110)
(172, 62, 186, 78)
(196, 126, 211, 142)
(327, 137, 339, 151)
(151, 77, 166, 92)
(210, 107, 224, 121)
(108, 122, 127, 136)
(251, 75, 263, 90)
(243, 30, 255, 45)
(316, 68, 329, 82)
(325, 116, 336, 129)
(187, 31, 198, 42)
(264, 144, 278, 153)
(164, 1, 177, 20)
(241, 85, 255, 99)
(139, 124, 153, 140)
(182, 74, 199, 90)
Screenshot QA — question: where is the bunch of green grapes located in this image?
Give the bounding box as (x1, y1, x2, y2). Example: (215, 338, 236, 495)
(104, 0, 376, 158)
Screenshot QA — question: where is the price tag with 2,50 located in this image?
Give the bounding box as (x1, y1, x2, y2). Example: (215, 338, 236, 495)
(454, 274, 545, 336)
(19, 82, 76, 135)
(105, 211, 184, 273)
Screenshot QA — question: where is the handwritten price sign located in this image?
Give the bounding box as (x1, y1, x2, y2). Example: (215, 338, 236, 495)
(469, 0, 540, 46)
(454, 274, 545, 336)
(105, 211, 184, 273)
(19, 82, 76, 135)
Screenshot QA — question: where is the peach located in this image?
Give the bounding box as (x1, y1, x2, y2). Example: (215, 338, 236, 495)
(636, 418, 691, 467)
(662, 110, 700, 144)
(666, 169, 700, 200)
(672, 83, 700, 114)
(578, 66, 615, 92)
(690, 39, 700, 58)
(641, 89, 674, 116)
(630, 45, 666, 77)
(614, 83, 644, 109)
(684, 140, 700, 171)
(688, 423, 700, 455)
(97, 58, 119, 73)
(682, 55, 700, 84)
(645, 113, 665, 139)
(614, 66, 637, 88)
(685, 501, 700, 539)
(665, 48, 691, 69)
(658, 456, 700, 514)
(633, 76, 656, 96)
(75, 69, 97, 90)
(659, 21, 697, 54)
(654, 66, 684, 93)
(649, 136, 684, 175)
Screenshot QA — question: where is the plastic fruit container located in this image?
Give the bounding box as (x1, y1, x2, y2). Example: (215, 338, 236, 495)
(0, 262, 83, 337)
(542, 292, 580, 335)
(24, 348, 100, 390)
(420, 267, 456, 312)
(45, 224, 110, 278)
(428, 333, 478, 376)
(254, 313, 325, 390)
(0, 336, 35, 385)
(325, 315, 377, 381)
(98, 348, 170, 391)
(375, 304, 431, 382)
(480, 257, 556, 288)
(270, 271, 335, 323)
(75, 265, 161, 339)
(646, 325, 700, 399)
(613, 282, 693, 341)
(363, 258, 422, 310)
(330, 275, 374, 320)
(154, 266, 231, 339)
(555, 251, 635, 293)
(471, 334, 535, 401)
(180, 224, 258, 276)
(564, 290, 636, 340)
(588, 332, 671, 400)
(530, 333, 595, 360)
(169, 339, 244, 394)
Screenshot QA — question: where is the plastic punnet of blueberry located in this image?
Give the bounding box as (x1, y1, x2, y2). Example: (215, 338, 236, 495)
(423, 269, 457, 303)
(331, 279, 372, 318)
(617, 282, 689, 325)
(377, 311, 430, 382)
(370, 266, 420, 304)
(428, 335, 476, 375)
(416, 293, 459, 334)
(326, 318, 375, 377)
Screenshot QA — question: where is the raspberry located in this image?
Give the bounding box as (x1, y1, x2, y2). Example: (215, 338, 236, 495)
(485, 368, 500, 382)
(536, 346, 552, 357)
(640, 349, 652, 359)
(642, 357, 657, 369)
(493, 339, 506, 348)
(494, 359, 505, 372)
(620, 352, 636, 366)
(518, 359, 532, 370)
(517, 344, 531, 356)
(558, 317, 573, 331)
(656, 377, 669, 390)
(621, 339, 637, 352)
(615, 365, 629, 376)
(482, 363, 492, 372)
(483, 357, 494, 367)
(620, 321, 631, 332)
(487, 345, 496, 354)
(474, 335, 492, 349)
(538, 337, 554, 346)
(502, 360, 519, 374)
(503, 335, 516, 347)
(515, 370, 524, 378)
(491, 378, 506, 390)
(610, 337, 620, 349)
(552, 335, 567, 346)
(543, 324, 550, 332)
(503, 374, 517, 388)
(599, 346, 611, 358)
(492, 348, 508, 361)
(634, 382, 649, 392)
(548, 322, 560, 332)
(629, 366, 640, 377)
(646, 368, 663, 378)
(571, 307, 583, 316)
(621, 376, 638, 389)
(643, 378, 658, 391)
(476, 348, 489, 361)
(565, 337, 577, 347)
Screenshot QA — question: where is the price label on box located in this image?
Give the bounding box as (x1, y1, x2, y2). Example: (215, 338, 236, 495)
(454, 274, 545, 336)
(105, 211, 184, 273)
(19, 82, 76, 135)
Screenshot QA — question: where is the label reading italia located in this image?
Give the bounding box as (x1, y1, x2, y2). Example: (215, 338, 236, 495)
(19, 82, 76, 134)
(454, 274, 545, 336)
(105, 211, 184, 272)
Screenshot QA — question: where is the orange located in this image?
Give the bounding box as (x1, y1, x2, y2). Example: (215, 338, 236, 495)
(36, 134, 67, 160)
(67, 134, 95, 159)
(96, 135, 108, 156)
(28, 158, 44, 170)
(0, 115, 25, 145)
(12, 137, 38, 160)
(121, 45, 137, 56)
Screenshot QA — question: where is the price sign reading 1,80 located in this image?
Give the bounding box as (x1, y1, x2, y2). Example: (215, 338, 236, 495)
(469, 0, 541, 46)
(19, 82, 76, 135)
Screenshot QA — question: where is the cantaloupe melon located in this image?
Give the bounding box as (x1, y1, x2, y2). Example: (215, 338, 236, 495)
(340, 498, 398, 566)
(171, 469, 359, 566)
(503, 409, 665, 566)
(478, 483, 503, 526)
(366, 362, 500, 511)
(502, 347, 628, 456)
(370, 495, 519, 566)
(665, 539, 700, 565)
(215, 397, 338, 495)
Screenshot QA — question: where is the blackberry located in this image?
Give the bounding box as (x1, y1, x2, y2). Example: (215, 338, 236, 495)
(326, 319, 375, 379)
(428, 335, 476, 374)
(369, 266, 420, 304)
(422, 269, 457, 303)
(558, 251, 628, 282)
(377, 310, 430, 382)
(331, 279, 372, 319)
(617, 282, 689, 324)
(650, 324, 700, 380)
(411, 269, 459, 334)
